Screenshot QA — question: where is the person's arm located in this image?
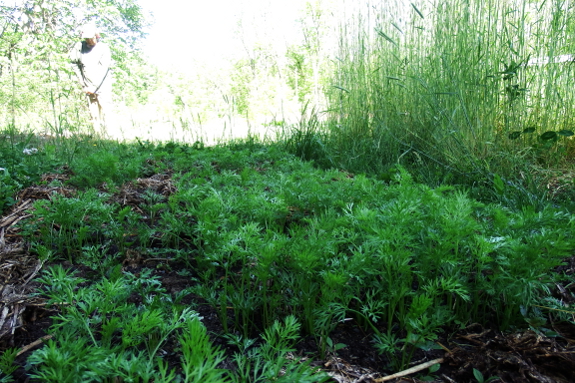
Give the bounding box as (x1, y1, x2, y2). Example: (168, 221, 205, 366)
(94, 43, 111, 94)
(100, 43, 112, 72)
(69, 41, 87, 88)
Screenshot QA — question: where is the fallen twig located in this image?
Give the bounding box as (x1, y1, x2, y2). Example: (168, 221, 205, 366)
(353, 373, 376, 382)
(22, 259, 44, 286)
(0, 306, 9, 331)
(17, 334, 53, 356)
(374, 358, 444, 382)
(26, 301, 69, 307)
(143, 258, 174, 263)
(436, 341, 452, 354)
(532, 304, 575, 315)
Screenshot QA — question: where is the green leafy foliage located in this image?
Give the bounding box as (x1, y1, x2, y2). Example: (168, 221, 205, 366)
(0, 131, 66, 212)
(0, 347, 18, 383)
(179, 318, 228, 382)
(3, 0, 575, 377)
(31, 266, 203, 382)
(473, 368, 499, 383)
(25, 189, 116, 261)
(7, 138, 575, 378)
(227, 316, 329, 383)
(69, 144, 142, 188)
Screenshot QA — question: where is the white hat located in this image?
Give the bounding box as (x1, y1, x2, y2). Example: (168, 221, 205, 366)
(80, 23, 98, 38)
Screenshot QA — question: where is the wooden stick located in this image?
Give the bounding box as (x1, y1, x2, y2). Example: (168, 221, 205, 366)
(10, 304, 21, 335)
(532, 304, 575, 315)
(374, 358, 444, 382)
(354, 373, 376, 383)
(23, 260, 44, 286)
(17, 334, 53, 356)
(435, 341, 452, 354)
(26, 301, 70, 307)
(0, 306, 9, 331)
(143, 258, 173, 262)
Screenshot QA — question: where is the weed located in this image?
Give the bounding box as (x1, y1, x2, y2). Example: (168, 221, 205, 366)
(25, 189, 115, 261)
(179, 317, 228, 382)
(0, 347, 18, 383)
(68, 144, 142, 188)
(473, 368, 500, 383)
(228, 316, 330, 383)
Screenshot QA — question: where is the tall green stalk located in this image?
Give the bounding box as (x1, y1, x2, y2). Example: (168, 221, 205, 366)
(324, 0, 575, 178)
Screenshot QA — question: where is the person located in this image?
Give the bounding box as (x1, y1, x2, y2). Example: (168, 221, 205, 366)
(69, 23, 113, 133)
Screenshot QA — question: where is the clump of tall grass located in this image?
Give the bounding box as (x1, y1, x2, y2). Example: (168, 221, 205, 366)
(282, 105, 335, 169)
(321, 0, 575, 197)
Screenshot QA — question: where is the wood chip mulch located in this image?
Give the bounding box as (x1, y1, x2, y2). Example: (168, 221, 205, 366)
(0, 175, 176, 348)
(0, 186, 65, 346)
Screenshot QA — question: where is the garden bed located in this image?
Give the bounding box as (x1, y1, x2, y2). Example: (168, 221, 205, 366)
(1, 142, 574, 382)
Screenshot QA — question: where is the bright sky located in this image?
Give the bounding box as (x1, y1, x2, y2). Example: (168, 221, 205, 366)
(137, 0, 309, 70)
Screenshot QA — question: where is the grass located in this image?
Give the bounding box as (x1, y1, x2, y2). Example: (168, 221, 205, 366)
(0, 131, 573, 381)
(290, 0, 575, 209)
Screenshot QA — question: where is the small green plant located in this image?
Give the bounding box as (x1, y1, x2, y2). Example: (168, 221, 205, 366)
(0, 347, 18, 383)
(420, 363, 441, 382)
(31, 265, 204, 381)
(179, 317, 228, 382)
(27, 333, 115, 383)
(24, 189, 116, 261)
(0, 169, 19, 214)
(324, 337, 347, 355)
(228, 316, 330, 383)
(68, 143, 142, 188)
(77, 245, 117, 276)
(473, 368, 500, 383)
(36, 265, 87, 304)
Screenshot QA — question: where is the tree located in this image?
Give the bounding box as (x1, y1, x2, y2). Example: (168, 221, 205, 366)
(0, 0, 150, 131)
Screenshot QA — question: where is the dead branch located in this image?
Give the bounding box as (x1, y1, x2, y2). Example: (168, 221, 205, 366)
(374, 358, 444, 382)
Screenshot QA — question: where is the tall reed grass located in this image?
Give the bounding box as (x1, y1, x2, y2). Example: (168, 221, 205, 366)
(323, 0, 575, 185)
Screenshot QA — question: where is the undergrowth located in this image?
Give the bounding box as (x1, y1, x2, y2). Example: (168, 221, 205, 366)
(0, 133, 573, 381)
